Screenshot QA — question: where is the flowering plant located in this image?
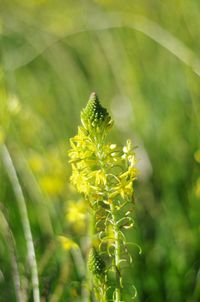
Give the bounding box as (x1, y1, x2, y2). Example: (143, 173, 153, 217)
(68, 92, 138, 302)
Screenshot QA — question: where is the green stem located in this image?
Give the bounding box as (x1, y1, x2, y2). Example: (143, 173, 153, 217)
(1, 144, 40, 302)
(96, 141, 121, 302)
(86, 213, 95, 302)
(110, 203, 121, 302)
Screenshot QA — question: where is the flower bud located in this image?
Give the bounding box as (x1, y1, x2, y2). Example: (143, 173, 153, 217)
(81, 92, 113, 134)
(88, 247, 105, 276)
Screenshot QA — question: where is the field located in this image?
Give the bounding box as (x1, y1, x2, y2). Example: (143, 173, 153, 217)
(0, 1, 200, 301)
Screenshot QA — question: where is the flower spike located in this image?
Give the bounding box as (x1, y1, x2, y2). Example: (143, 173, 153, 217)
(68, 93, 139, 302)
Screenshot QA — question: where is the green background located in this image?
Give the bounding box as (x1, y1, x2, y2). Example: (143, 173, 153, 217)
(0, 1, 200, 301)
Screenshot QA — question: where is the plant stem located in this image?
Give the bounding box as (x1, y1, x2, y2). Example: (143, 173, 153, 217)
(110, 203, 121, 302)
(86, 213, 95, 302)
(0, 210, 25, 302)
(1, 144, 40, 302)
(96, 141, 121, 302)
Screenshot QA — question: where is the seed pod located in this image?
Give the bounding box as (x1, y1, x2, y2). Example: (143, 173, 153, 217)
(88, 247, 105, 277)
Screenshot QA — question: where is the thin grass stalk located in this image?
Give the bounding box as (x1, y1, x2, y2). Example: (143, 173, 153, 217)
(1, 144, 40, 302)
(0, 209, 25, 302)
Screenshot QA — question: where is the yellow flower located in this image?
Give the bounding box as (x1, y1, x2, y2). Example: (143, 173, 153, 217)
(70, 165, 92, 195)
(39, 175, 64, 196)
(122, 139, 136, 165)
(66, 200, 86, 225)
(68, 97, 137, 203)
(90, 169, 107, 186)
(28, 154, 44, 173)
(110, 177, 133, 199)
(58, 236, 78, 251)
(120, 166, 137, 180)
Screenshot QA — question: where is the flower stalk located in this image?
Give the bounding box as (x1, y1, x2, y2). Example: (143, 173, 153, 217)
(68, 92, 138, 301)
(110, 203, 121, 302)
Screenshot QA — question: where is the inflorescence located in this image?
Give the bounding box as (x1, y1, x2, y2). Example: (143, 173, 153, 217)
(68, 92, 139, 302)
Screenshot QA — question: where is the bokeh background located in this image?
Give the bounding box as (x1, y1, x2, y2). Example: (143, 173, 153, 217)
(0, 1, 200, 301)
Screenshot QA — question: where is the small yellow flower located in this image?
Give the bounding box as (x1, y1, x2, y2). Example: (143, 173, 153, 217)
(58, 236, 78, 250)
(66, 200, 86, 225)
(120, 166, 137, 180)
(122, 140, 136, 165)
(110, 178, 133, 199)
(39, 176, 64, 196)
(91, 169, 107, 186)
(70, 165, 91, 195)
(28, 154, 44, 173)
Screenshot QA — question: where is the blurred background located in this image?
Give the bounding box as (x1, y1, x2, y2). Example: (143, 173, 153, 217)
(0, 1, 200, 301)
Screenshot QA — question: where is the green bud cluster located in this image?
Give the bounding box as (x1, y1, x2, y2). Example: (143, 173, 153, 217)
(88, 247, 105, 277)
(81, 92, 113, 133)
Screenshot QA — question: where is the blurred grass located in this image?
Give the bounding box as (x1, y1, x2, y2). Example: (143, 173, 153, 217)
(0, 0, 200, 301)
